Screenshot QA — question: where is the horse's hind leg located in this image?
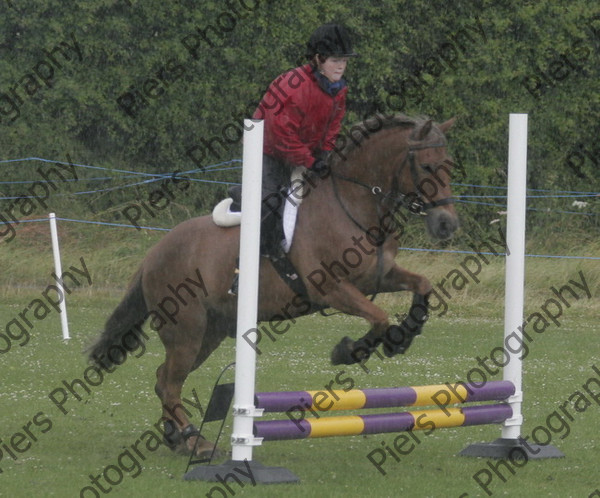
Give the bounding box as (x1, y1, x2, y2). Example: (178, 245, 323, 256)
(155, 313, 214, 457)
(155, 313, 230, 457)
(155, 362, 187, 452)
(155, 340, 207, 455)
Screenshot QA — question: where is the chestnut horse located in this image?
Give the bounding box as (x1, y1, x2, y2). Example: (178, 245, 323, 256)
(88, 114, 459, 456)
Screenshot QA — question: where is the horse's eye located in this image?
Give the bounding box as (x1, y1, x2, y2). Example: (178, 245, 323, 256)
(421, 164, 434, 173)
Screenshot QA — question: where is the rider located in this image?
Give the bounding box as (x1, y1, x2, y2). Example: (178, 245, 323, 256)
(252, 22, 358, 260)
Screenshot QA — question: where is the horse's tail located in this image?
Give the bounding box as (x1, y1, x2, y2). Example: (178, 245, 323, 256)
(87, 267, 148, 369)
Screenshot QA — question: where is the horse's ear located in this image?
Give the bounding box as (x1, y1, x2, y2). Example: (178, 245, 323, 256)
(438, 117, 456, 135)
(416, 120, 433, 141)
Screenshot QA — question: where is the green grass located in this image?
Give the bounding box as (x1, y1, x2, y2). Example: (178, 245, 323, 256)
(1, 223, 598, 497)
(1, 286, 598, 497)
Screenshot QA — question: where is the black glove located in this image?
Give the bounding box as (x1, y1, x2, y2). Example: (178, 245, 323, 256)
(311, 151, 331, 175)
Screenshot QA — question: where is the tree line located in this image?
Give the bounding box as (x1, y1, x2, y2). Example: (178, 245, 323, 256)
(1, 0, 598, 241)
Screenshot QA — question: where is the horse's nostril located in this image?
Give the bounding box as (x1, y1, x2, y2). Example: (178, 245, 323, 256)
(429, 212, 458, 240)
(438, 223, 450, 239)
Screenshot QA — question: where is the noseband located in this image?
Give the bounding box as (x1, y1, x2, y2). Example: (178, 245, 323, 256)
(401, 142, 456, 213)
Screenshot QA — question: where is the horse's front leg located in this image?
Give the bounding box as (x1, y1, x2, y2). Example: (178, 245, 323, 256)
(320, 281, 391, 365)
(377, 264, 433, 357)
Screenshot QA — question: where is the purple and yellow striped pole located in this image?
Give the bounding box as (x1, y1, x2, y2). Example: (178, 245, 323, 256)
(255, 381, 515, 413)
(254, 404, 513, 441)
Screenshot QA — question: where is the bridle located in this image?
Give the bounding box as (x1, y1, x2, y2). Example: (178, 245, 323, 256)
(321, 131, 456, 306)
(330, 139, 456, 238)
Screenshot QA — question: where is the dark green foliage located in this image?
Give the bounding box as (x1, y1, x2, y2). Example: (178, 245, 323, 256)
(1, 1, 598, 242)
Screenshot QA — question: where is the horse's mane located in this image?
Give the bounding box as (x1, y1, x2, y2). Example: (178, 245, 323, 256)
(334, 113, 429, 161)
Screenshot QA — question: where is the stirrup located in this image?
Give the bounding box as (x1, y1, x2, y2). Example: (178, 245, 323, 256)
(228, 267, 239, 296)
(261, 241, 286, 262)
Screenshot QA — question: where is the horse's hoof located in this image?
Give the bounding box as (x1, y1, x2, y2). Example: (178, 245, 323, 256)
(195, 445, 225, 461)
(182, 426, 222, 460)
(331, 336, 378, 365)
(331, 336, 358, 365)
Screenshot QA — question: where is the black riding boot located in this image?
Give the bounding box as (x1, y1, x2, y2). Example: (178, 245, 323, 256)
(229, 156, 288, 294)
(260, 155, 289, 260)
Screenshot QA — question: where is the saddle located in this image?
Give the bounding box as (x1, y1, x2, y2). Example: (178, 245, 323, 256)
(212, 167, 306, 253)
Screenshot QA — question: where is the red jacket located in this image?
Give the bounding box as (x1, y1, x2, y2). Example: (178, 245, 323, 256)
(252, 64, 347, 168)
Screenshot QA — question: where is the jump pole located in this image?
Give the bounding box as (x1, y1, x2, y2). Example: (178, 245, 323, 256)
(183, 119, 300, 483)
(253, 381, 516, 440)
(459, 113, 563, 459)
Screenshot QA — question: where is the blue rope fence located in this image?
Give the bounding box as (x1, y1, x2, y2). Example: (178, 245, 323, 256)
(1, 157, 598, 202)
(3, 215, 597, 261)
(1, 158, 598, 260)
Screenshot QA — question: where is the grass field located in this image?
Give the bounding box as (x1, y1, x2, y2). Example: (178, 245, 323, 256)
(1, 223, 599, 497)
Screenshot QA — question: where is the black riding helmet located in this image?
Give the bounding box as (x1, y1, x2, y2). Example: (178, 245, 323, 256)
(306, 23, 358, 59)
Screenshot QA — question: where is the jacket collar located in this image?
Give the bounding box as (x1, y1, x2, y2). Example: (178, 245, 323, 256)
(311, 64, 347, 96)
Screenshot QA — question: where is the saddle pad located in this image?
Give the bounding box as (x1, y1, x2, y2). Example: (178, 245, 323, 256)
(281, 167, 305, 253)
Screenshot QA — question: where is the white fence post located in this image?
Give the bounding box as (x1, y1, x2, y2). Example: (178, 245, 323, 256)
(49, 213, 70, 341)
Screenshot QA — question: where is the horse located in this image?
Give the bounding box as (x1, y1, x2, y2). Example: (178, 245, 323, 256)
(88, 113, 459, 457)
